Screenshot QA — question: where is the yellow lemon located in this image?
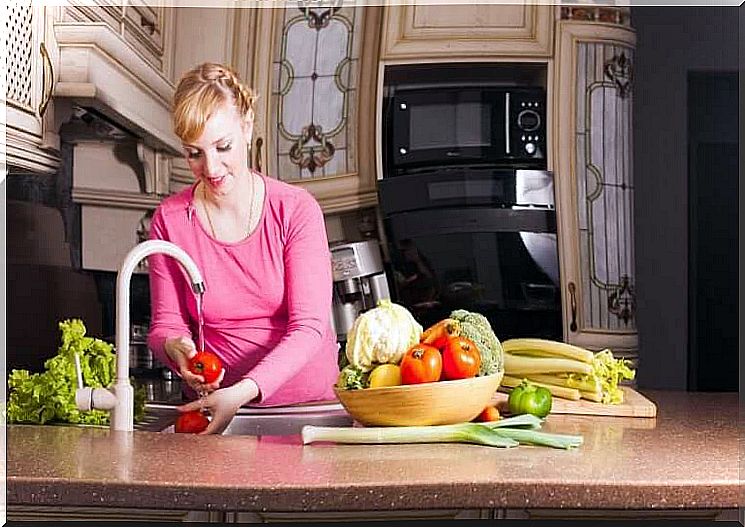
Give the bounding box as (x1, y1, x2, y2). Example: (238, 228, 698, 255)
(368, 364, 402, 388)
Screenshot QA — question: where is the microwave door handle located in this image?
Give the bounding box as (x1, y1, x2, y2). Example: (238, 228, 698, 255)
(505, 92, 511, 155)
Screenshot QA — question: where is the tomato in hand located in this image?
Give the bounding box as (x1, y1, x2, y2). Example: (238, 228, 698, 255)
(441, 336, 481, 380)
(189, 351, 222, 384)
(174, 410, 209, 433)
(400, 343, 442, 384)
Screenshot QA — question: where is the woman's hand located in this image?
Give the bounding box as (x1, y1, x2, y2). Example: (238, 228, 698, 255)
(164, 336, 225, 394)
(178, 379, 260, 435)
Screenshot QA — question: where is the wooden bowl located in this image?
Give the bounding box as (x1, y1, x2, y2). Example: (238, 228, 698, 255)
(334, 371, 504, 427)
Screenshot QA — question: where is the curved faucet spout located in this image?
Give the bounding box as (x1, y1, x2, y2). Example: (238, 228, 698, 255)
(75, 240, 205, 432)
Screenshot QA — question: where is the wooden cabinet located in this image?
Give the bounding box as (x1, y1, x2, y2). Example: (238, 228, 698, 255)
(166, 6, 252, 193)
(61, 0, 170, 73)
(552, 19, 638, 359)
(381, 3, 555, 60)
(5, 2, 60, 173)
(250, 6, 383, 213)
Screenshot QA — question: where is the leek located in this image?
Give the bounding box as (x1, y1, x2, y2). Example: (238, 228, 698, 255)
(302, 423, 518, 448)
(490, 428, 583, 449)
(302, 414, 582, 450)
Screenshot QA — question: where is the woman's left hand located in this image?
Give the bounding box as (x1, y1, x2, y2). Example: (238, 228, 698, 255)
(177, 378, 260, 435)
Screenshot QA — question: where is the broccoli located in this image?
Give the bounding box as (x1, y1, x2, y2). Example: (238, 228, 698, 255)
(336, 364, 369, 390)
(449, 309, 504, 376)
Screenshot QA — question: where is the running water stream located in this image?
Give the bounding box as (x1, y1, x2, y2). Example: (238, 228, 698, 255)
(196, 291, 205, 354)
(195, 291, 207, 403)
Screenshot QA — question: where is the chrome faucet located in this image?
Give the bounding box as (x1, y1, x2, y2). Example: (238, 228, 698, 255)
(75, 240, 205, 432)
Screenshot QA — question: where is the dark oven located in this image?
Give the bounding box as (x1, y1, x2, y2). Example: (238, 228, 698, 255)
(379, 167, 562, 341)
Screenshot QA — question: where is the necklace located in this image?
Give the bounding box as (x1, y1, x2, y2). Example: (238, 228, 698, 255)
(202, 174, 256, 240)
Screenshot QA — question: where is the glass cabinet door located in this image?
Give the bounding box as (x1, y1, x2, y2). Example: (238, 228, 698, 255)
(251, 6, 381, 213)
(554, 18, 638, 358)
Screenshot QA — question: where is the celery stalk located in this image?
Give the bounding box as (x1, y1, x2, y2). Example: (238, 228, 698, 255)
(504, 353, 593, 375)
(502, 338, 595, 363)
(502, 374, 582, 401)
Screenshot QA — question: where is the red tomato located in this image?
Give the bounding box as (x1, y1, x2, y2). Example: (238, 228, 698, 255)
(174, 410, 209, 433)
(189, 351, 222, 384)
(441, 336, 481, 380)
(474, 405, 501, 422)
(400, 343, 442, 384)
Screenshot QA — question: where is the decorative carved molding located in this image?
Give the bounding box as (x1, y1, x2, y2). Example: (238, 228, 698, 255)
(288, 123, 337, 174)
(560, 6, 630, 27)
(604, 51, 633, 99)
(298, 3, 342, 30)
(608, 274, 636, 325)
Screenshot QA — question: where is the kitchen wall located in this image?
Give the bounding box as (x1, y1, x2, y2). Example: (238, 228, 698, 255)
(5, 189, 104, 372)
(631, 7, 738, 390)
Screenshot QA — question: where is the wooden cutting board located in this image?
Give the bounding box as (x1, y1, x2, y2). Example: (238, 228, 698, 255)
(491, 387, 657, 418)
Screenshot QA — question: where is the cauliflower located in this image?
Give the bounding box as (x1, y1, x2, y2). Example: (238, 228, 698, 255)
(345, 300, 422, 372)
(449, 309, 504, 375)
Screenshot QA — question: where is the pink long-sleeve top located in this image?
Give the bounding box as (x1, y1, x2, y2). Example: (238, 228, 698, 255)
(147, 174, 339, 406)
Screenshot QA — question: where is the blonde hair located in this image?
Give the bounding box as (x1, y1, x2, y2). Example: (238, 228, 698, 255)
(172, 62, 257, 143)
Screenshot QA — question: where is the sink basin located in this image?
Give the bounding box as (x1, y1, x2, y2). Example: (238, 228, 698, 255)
(136, 401, 354, 436)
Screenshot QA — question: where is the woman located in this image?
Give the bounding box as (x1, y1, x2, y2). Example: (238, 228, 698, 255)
(147, 62, 339, 434)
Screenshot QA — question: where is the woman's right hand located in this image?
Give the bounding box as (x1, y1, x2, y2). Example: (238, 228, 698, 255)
(164, 336, 224, 394)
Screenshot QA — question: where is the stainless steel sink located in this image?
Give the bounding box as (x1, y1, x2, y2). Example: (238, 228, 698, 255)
(136, 401, 354, 436)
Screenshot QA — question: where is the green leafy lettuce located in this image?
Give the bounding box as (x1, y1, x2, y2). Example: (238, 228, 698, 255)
(7, 319, 146, 425)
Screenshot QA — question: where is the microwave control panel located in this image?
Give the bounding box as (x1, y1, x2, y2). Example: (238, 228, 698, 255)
(508, 90, 546, 160)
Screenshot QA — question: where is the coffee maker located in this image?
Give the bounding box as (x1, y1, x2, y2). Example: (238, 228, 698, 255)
(330, 240, 391, 343)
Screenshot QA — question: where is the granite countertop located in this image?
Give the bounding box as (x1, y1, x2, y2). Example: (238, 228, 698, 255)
(6, 390, 741, 513)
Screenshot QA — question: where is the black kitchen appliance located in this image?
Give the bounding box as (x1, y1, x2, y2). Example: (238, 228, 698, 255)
(379, 167, 562, 341)
(384, 86, 546, 176)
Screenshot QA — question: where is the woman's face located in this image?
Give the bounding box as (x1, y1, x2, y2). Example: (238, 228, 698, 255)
(182, 102, 253, 198)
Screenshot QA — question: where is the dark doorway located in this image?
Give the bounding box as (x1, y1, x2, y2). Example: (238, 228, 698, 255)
(687, 72, 738, 391)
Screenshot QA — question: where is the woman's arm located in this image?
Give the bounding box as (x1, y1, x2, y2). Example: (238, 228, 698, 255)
(244, 191, 334, 402)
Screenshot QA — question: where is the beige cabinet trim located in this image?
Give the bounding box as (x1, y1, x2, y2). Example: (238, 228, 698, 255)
(71, 187, 162, 210)
(552, 21, 637, 351)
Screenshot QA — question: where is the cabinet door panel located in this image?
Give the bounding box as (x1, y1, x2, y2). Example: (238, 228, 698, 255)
(553, 22, 637, 355)
(412, 4, 528, 32)
(6, 4, 44, 135)
(6, 3, 60, 173)
(382, 4, 554, 59)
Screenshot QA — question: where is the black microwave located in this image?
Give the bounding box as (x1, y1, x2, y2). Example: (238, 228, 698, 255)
(384, 86, 546, 175)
